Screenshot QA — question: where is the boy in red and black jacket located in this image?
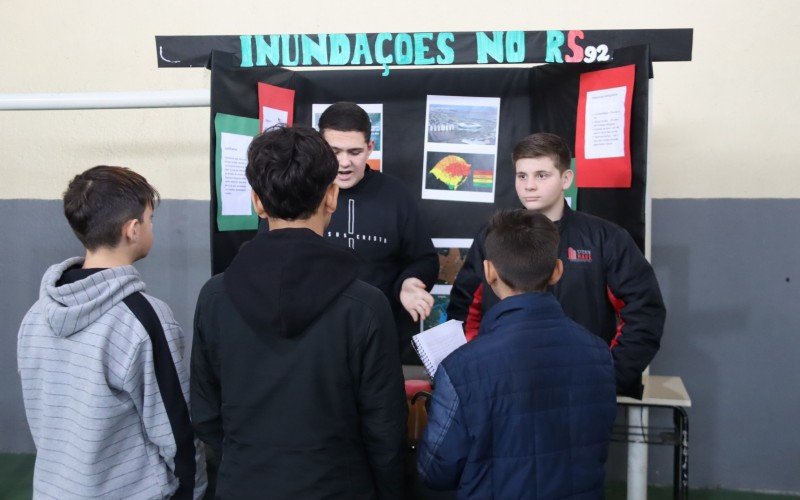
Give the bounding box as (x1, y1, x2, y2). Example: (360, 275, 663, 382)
(447, 133, 666, 398)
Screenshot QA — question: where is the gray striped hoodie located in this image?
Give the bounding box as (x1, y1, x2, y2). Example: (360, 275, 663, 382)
(17, 257, 206, 499)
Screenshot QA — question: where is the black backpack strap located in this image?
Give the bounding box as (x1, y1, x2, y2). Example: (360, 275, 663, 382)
(124, 292, 195, 500)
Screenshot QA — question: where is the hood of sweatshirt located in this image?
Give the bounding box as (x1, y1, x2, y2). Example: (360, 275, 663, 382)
(223, 228, 360, 338)
(39, 257, 145, 338)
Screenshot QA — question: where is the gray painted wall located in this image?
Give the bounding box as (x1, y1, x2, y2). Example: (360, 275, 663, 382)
(648, 199, 800, 493)
(0, 199, 210, 454)
(1, 198, 798, 494)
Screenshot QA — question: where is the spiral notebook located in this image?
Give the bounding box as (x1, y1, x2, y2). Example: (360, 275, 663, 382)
(411, 319, 466, 378)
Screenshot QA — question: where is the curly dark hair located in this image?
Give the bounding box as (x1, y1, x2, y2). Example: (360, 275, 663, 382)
(246, 126, 338, 220)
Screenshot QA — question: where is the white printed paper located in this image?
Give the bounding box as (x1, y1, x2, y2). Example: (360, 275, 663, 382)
(220, 132, 254, 216)
(262, 106, 289, 132)
(584, 86, 626, 159)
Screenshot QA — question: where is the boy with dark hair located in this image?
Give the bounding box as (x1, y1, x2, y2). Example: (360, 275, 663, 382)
(18, 165, 206, 499)
(448, 132, 666, 398)
(418, 209, 617, 498)
(191, 126, 407, 498)
(318, 101, 439, 363)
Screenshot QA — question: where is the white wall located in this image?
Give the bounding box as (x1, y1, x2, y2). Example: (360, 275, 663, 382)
(1, 0, 799, 200)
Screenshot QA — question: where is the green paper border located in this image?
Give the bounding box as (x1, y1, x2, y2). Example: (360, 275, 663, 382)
(565, 158, 579, 210)
(214, 113, 260, 231)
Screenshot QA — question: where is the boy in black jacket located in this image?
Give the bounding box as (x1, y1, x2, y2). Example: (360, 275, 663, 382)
(319, 102, 439, 364)
(447, 133, 666, 398)
(191, 126, 407, 498)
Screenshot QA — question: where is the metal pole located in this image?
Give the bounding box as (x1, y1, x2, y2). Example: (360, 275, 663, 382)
(627, 406, 649, 500)
(626, 76, 656, 500)
(0, 90, 210, 111)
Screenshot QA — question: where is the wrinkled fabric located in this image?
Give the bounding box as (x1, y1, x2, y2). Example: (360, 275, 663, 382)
(447, 203, 666, 398)
(18, 257, 206, 499)
(192, 229, 408, 498)
(419, 292, 617, 499)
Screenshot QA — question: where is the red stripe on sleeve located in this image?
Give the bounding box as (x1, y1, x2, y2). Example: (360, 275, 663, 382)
(607, 286, 626, 348)
(464, 283, 484, 341)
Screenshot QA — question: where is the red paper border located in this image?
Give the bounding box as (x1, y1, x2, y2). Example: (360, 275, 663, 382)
(575, 64, 635, 188)
(257, 83, 295, 131)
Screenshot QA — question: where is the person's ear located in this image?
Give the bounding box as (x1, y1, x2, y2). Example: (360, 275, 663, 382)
(484, 259, 498, 287)
(324, 183, 339, 214)
(367, 139, 375, 156)
(561, 169, 575, 190)
(251, 190, 268, 219)
(548, 258, 564, 286)
(122, 218, 139, 243)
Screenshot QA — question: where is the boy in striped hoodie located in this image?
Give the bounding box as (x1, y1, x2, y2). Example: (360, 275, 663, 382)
(17, 166, 206, 499)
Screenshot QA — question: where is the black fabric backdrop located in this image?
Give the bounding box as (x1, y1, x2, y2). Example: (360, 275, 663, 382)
(209, 45, 651, 274)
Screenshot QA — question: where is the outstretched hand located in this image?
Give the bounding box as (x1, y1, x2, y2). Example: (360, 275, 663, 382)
(400, 277, 435, 322)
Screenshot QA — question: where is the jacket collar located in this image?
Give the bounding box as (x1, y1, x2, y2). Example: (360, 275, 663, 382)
(343, 165, 376, 195)
(223, 228, 360, 338)
(555, 201, 573, 235)
(477, 292, 564, 337)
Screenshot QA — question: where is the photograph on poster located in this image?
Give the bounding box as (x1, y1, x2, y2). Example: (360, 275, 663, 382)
(421, 238, 473, 331)
(433, 238, 473, 285)
(422, 95, 500, 203)
(424, 151, 495, 198)
(427, 103, 498, 146)
(423, 285, 452, 332)
(312, 103, 383, 171)
(367, 112, 382, 151)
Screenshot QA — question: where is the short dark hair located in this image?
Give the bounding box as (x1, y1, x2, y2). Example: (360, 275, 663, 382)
(484, 209, 559, 292)
(63, 165, 160, 251)
(246, 126, 338, 220)
(512, 133, 572, 173)
(318, 102, 372, 143)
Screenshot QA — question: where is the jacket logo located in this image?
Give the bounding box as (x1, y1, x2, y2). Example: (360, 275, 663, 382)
(567, 247, 592, 263)
(325, 198, 388, 249)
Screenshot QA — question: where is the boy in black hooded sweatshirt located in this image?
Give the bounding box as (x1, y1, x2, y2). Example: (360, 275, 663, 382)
(191, 126, 407, 499)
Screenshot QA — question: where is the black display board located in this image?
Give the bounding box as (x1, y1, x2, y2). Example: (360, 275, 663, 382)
(529, 45, 652, 250)
(209, 45, 651, 274)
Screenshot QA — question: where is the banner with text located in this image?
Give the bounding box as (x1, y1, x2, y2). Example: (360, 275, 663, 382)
(157, 29, 691, 71)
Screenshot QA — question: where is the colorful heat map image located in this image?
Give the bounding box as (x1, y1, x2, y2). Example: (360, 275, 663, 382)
(426, 151, 495, 192)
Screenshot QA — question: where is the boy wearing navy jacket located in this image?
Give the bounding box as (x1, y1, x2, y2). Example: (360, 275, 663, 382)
(418, 210, 617, 498)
